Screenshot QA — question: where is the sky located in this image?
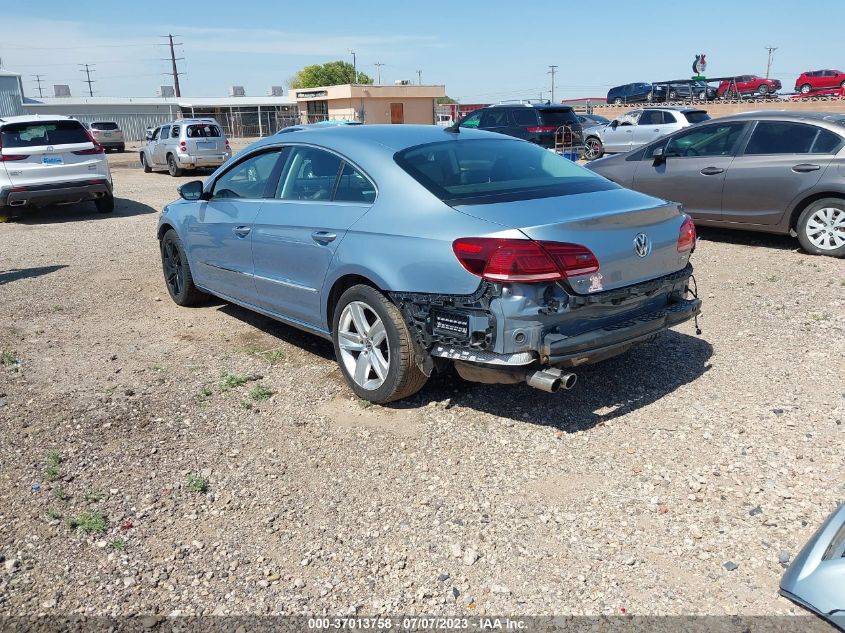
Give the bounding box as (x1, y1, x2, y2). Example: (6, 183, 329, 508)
(0, 0, 842, 103)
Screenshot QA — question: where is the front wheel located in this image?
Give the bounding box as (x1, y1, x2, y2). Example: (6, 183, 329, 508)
(796, 199, 845, 257)
(758, 84, 769, 95)
(668, 90, 678, 100)
(141, 152, 152, 173)
(332, 285, 428, 403)
(584, 137, 604, 160)
(160, 229, 209, 305)
(613, 97, 623, 105)
(167, 154, 183, 177)
(800, 84, 812, 94)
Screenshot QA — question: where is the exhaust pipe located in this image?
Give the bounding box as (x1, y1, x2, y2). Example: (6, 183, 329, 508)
(525, 368, 577, 393)
(453, 361, 576, 393)
(9, 200, 26, 207)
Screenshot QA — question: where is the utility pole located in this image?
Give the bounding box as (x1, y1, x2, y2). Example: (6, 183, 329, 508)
(764, 46, 778, 79)
(349, 49, 357, 83)
(160, 34, 184, 97)
(417, 69, 423, 84)
(374, 62, 385, 85)
(78, 64, 95, 96)
(547, 65, 558, 103)
(32, 74, 45, 98)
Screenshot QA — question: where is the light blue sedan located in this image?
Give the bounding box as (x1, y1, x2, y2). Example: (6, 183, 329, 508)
(158, 125, 701, 402)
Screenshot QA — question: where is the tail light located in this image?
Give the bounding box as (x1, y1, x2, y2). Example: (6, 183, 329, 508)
(180, 141, 187, 152)
(225, 139, 231, 151)
(526, 126, 558, 133)
(77, 127, 104, 154)
(0, 153, 29, 161)
(452, 237, 599, 283)
(677, 215, 696, 252)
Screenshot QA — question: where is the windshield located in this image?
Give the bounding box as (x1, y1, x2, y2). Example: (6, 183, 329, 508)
(683, 111, 711, 124)
(0, 120, 89, 147)
(395, 138, 613, 205)
(91, 122, 119, 130)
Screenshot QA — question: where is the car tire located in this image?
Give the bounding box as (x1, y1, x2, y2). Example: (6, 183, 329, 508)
(118, 144, 125, 153)
(95, 194, 114, 213)
(332, 284, 428, 404)
(668, 90, 678, 100)
(698, 91, 707, 100)
(584, 137, 604, 160)
(800, 84, 812, 94)
(167, 154, 183, 177)
(160, 229, 209, 306)
(758, 84, 769, 95)
(141, 153, 152, 173)
(613, 97, 623, 105)
(796, 198, 845, 257)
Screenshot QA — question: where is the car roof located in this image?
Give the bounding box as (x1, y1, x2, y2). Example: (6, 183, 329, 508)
(0, 114, 74, 126)
(718, 110, 845, 122)
(629, 106, 706, 113)
(486, 102, 572, 110)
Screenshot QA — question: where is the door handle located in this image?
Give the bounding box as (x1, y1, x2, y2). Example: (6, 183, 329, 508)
(232, 226, 251, 238)
(700, 167, 725, 175)
(311, 230, 337, 244)
(792, 163, 821, 173)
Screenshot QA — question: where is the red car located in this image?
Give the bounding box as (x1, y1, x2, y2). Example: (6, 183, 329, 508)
(717, 74, 781, 98)
(794, 69, 845, 94)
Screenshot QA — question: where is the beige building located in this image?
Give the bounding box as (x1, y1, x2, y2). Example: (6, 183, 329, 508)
(292, 84, 446, 125)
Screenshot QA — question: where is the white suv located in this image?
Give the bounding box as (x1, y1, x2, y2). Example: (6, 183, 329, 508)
(140, 118, 231, 177)
(0, 115, 113, 213)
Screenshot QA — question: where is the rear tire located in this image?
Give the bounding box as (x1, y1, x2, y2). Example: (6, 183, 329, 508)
(758, 84, 769, 95)
(796, 198, 845, 257)
(167, 154, 182, 177)
(332, 284, 428, 403)
(141, 153, 152, 173)
(160, 229, 209, 305)
(668, 90, 678, 100)
(800, 84, 812, 94)
(94, 194, 114, 213)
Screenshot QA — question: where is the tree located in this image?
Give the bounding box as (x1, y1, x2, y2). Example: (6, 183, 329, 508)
(288, 61, 373, 89)
(437, 96, 457, 104)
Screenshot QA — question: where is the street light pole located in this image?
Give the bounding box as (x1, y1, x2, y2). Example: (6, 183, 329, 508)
(349, 49, 357, 83)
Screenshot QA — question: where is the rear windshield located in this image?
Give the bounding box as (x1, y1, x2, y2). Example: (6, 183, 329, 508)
(0, 121, 89, 147)
(91, 122, 119, 130)
(187, 124, 221, 138)
(683, 111, 711, 124)
(395, 138, 614, 205)
(538, 109, 579, 127)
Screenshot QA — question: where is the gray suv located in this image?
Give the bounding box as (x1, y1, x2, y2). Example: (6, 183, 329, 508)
(140, 118, 232, 177)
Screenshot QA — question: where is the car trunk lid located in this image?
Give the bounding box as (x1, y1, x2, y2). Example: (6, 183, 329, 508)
(454, 189, 691, 295)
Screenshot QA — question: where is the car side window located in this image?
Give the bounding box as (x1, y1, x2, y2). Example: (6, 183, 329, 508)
(171, 125, 180, 138)
(655, 122, 746, 158)
(160, 125, 170, 140)
(512, 109, 538, 126)
(638, 111, 661, 126)
(276, 146, 342, 201)
(151, 127, 160, 141)
(744, 121, 819, 155)
(211, 150, 282, 200)
(334, 162, 376, 204)
(811, 129, 844, 154)
(661, 111, 678, 124)
(480, 109, 510, 128)
(459, 111, 482, 129)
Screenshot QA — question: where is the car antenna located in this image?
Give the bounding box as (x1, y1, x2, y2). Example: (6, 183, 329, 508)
(444, 117, 460, 134)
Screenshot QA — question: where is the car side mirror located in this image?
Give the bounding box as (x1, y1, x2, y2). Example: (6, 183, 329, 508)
(145, 132, 153, 141)
(652, 147, 667, 165)
(178, 180, 206, 201)
(610, 120, 619, 129)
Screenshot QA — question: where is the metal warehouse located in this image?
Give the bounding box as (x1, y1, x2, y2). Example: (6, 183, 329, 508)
(0, 70, 26, 118)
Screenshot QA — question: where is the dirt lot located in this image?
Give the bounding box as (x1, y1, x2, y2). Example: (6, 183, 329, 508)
(0, 146, 843, 620)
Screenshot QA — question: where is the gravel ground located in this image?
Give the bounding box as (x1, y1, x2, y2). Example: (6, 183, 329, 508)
(0, 147, 843, 620)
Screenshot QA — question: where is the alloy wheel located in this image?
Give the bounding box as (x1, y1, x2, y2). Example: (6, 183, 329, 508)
(163, 240, 184, 296)
(805, 207, 845, 250)
(337, 301, 390, 390)
(584, 138, 602, 160)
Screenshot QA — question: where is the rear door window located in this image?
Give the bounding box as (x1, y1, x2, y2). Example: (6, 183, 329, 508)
(171, 126, 181, 138)
(661, 111, 679, 124)
(333, 163, 376, 203)
(811, 128, 844, 153)
(638, 111, 662, 126)
(744, 121, 820, 155)
(480, 109, 510, 128)
(0, 120, 89, 147)
(512, 109, 539, 126)
(538, 109, 579, 127)
(277, 146, 342, 201)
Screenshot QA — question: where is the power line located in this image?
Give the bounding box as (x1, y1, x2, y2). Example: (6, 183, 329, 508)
(764, 46, 778, 79)
(160, 34, 184, 97)
(374, 62, 385, 85)
(548, 65, 558, 103)
(78, 63, 95, 96)
(32, 74, 45, 98)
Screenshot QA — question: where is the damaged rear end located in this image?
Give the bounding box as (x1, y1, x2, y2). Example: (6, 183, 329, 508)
(392, 137, 702, 392)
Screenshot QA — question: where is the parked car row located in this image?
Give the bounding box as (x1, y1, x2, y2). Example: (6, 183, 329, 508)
(606, 69, 845, 103)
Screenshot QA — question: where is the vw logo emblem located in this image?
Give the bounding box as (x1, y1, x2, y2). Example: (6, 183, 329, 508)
(634, 233, 651, 258)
